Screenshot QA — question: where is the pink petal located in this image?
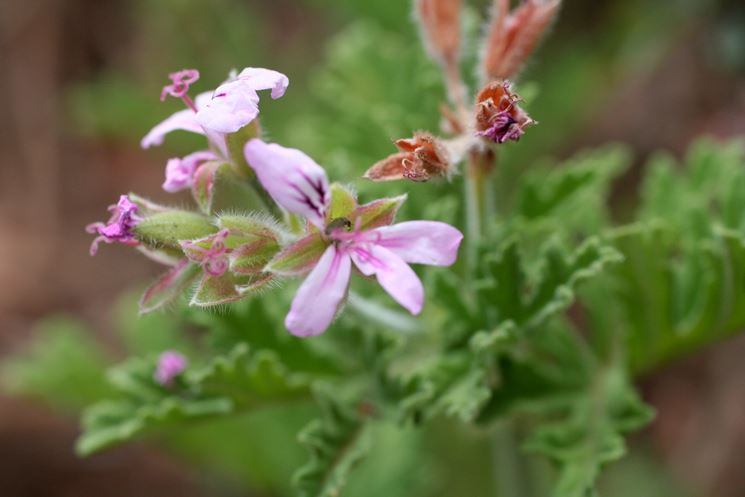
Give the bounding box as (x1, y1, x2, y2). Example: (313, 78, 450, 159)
(350, 244, 424, 315)
(141, 109, 205, 149)
(244, 139, 330, 228)
(371, 221, 463, 266)
(196, 81, 261, 134)
(285, 245, 351, 337)
(162, 150, 217, 192)
(236, 67, 289, 99)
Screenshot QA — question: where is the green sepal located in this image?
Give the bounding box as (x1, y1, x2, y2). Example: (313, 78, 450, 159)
(266, 233, 328, 276)
(326, 183, 358, 223)
(139, 260, 200, 314)
(231, 240, 280, 275)
(192, 161, 231, 214)
(134, 211, 217, 249)
(352, 194, 406, 230)
(225, 120, 261, 172)
(190, 272, 245, 307)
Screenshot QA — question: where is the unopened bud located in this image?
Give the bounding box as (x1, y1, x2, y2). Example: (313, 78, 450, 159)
(481, 0, 561, 82)
(364, 132, 451, 182)
(415, 0, 463, 66)
(475, 81, 535, 144)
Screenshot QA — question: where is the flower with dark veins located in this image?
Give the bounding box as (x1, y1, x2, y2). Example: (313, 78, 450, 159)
(245, 139, 464, 337)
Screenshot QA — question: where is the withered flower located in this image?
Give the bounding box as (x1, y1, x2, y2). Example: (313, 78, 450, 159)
(475, 81, 535, 144)
(481, 0, 561, 82)
(364, 133, 451, 182)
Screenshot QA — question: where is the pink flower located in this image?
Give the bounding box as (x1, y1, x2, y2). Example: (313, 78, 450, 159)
(154, 350, 188, 387)
(163, 150, 218, 192)
(141, 67, 289, 149)
(142, 67, 289, 191)
(86, 195, 142, 256)
(244, 139, 463, 337)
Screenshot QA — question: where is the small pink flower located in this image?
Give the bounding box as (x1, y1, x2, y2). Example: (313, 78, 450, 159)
(163, 150, 218, 192)
(244, 139, 463, 337)
(142, 67, 289, 148)
(154, 350, 188, 387)
(142, 67, 289, 192)
(86, 195, 142, 256)
(180, 229, 231, 277)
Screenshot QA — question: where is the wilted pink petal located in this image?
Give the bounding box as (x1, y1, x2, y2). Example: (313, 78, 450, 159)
(154, 350, 188, 386)
(163, 150, 217, 192)
(371, 221, 463, 266)
(235, 67, 289, 99)
(86, 195, 142, 255)
(285, 245, 351, 337)
(244, 139, 330, 228)
(350, 244, 424, 315)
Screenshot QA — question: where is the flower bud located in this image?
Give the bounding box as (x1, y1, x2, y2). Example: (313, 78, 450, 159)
(364, 132, 450, 182)
(415, 0, 463, 66)
(475, 81, 535, 144)
(481, 0, 561, 82)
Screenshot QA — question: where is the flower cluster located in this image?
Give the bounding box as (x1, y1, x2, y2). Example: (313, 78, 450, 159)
(88, 66, 463, 338)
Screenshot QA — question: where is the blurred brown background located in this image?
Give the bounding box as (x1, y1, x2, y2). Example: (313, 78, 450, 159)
(1, 0, 745, 495)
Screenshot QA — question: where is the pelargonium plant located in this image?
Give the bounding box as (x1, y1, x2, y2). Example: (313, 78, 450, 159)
(27, 0, 742, 496)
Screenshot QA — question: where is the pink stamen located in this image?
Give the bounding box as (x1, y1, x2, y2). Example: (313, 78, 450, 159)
(160, 69, 200, 112)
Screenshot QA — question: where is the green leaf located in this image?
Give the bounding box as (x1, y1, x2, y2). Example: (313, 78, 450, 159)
(77, 344, 311, 456)
(516, 146, 630, 226)
(293, 390, 371, 497)
(524, 367, 654, 497)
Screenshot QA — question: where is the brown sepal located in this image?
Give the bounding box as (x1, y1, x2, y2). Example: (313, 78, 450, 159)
(364, 132, 450, 182)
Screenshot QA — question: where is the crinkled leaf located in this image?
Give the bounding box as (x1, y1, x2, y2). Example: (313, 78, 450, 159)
(524, 367, 654, 497)
(77, 344, 311, 456)
(293, 390, 371, 497)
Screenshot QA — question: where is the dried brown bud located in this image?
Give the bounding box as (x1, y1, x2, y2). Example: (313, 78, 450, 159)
(475, 81, 535, 144)
(364, 132, 451, 182)
(481, 0, 561, 82)
(415, 0, 463, 66)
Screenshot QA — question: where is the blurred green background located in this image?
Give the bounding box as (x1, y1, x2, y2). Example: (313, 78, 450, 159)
(0, 0, 744, 496)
